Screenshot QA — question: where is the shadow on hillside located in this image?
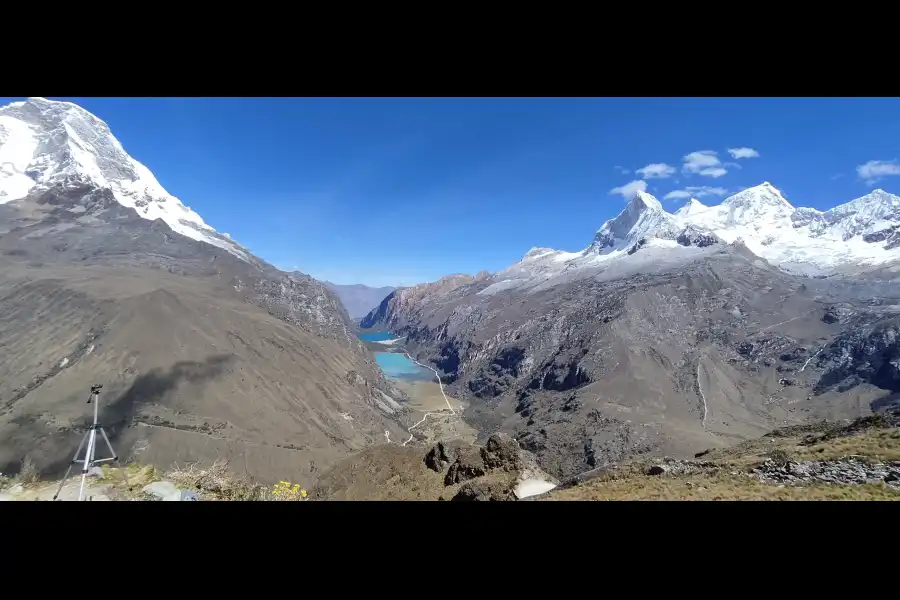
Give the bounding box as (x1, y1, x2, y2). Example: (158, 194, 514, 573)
(872, 392, 900, 413)
(3, 354, 234, 478)
(109, 354, 234, 421)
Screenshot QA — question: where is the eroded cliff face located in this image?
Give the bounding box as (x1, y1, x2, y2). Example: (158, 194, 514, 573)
(361, 243, 900, 480)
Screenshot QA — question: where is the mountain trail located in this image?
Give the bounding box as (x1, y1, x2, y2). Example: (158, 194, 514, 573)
(398, 350, 459, 446)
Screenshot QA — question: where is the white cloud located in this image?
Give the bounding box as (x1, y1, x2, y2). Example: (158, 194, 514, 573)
(609, 179, 648, 199)
(857, 159, 900, 185)
(727, 147, 760, 159)
(682, 150, 728, 178)
(699, 167, 727, 178)
(614, 165, 630, 174)
(636, 163, 676, 179)
(664, 186, 729, 201)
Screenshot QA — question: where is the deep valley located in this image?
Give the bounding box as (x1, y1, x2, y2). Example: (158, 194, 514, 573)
(4, 96, 900, 501)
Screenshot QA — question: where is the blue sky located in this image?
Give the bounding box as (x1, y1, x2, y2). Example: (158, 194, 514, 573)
(9, 97, 900, 287)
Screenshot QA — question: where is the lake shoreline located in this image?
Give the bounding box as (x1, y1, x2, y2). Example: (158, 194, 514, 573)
(359, 327, 479, 445)
(358, 329, 406, 354)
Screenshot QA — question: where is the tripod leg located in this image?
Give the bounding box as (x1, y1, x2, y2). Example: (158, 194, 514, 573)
(78, 429, 96, 502)
(53, 430, 90, 501)
(98, 428, 119, 462)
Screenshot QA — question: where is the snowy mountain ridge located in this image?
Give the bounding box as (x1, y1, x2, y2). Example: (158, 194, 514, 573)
(494, 182, 900, 289)
(588, 190, 681, 254)
(0, 97, 249, 261)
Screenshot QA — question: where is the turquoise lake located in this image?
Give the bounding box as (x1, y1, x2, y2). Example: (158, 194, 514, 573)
(359, 331, 433, 381)
(359, 331, 396, 342)
(374, 352, 429, 378)
(374, 353, 434, 381)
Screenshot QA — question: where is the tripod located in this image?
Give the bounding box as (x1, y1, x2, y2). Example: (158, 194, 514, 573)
(53, 384, 120, 501)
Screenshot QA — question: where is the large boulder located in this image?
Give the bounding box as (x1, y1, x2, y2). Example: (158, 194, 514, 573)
(451, 478, 517, 501)
(444, 447, 487, 485)
(480, 433, 522, 471)
(424, 440, 464, 473)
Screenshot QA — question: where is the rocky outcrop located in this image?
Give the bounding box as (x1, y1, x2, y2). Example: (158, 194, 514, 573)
(442, 433, 529, 485)
(424, 440, 464, 473)
(752, 458, 900, 488)
(822, 303, 855, 324)
(863, 225, 900, 250)
(814, 318, 900, 395)
(423, 433, 557, 499)
(481, 433, 521, 470)
(444, 447, 487, 485)
(451, 478, 517, 501)
(676, 225, 721, 248)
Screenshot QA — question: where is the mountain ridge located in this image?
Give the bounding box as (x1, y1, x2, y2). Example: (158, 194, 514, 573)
(493, 182, 900, 290)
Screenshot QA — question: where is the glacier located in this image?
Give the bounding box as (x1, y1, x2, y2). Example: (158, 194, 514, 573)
(486, 182, 900, 294)
(0, 97, 250, 261)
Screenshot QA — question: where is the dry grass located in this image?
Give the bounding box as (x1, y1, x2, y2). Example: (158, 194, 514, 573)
(794, 428, 900, 463)
(546, 472, 900, 501)
(1, 459, 308, 501)
(765, 447, 795, 467)
(165, 460, 273, 501)
(544, 417, 900, 501)
(100, 463, 161, 492)
(16, 456, 41, 487)
(313, 444, 455, 500)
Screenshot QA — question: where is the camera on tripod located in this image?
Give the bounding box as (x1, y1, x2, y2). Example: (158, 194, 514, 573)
(54, 382, 119, 501)
(88, 383, 102, 403)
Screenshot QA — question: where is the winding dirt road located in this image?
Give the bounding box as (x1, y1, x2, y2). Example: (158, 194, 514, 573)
(399, 351, 457, 446)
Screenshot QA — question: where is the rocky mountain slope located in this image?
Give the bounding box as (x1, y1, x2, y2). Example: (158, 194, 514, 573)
(0, 97, 409, 485)
(323, 281, 397, 320)
(363, 185, 900, 480)
(542, 409, 900, 500)
(312, 409, 900, 501)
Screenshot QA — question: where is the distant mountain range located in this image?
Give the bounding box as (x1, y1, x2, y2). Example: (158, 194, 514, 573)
(323, 282, 397, 320)
(361, 183, 900, 479)
(486, 183, 900, 295)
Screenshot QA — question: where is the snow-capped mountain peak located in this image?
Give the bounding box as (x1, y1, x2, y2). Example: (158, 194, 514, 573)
(674, 198, 707, 218)
(499, 179, 900, 293)
(829, 189, 900, 219)
(722, 181, 793, 210)
(673, 181, 795, 234)
(0, 97, 249, 261)
(589, 190, 679, 253)
(631, 189, 664, 212)
(522, 247, 559, 261)
(813, 188, 900, 242)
